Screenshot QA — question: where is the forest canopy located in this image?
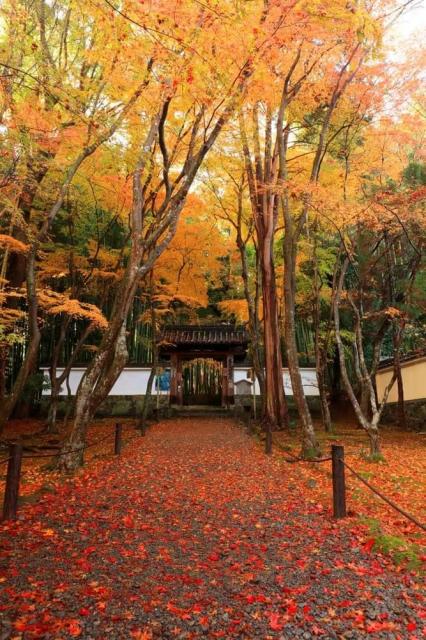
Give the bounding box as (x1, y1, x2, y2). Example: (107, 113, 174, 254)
(0, 0, 424, 467)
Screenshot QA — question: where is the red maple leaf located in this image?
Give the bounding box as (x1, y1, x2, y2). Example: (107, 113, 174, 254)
(269, 612, 284, 631)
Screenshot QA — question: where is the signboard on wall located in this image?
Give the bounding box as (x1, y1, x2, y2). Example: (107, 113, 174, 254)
(155, 369, 171, 391)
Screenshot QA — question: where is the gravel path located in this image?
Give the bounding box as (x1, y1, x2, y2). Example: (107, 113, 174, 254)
(0, 418, 424, 639)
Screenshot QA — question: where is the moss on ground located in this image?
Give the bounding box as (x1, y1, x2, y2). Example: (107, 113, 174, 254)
(360, 517, 424, 572)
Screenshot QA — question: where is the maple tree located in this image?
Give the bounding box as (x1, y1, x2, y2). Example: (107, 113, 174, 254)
(0, 0, 159, 430)
(0, 0, 424, 464)
(330, 120, 425, 455)
(137, 205, 227, 427)
(55, 0, 262, 471)
(202, 158, 266, 400)
(0, 0, 258, 464)
(200, 0, 425, 456)
(154, 200, 226, 319)
(0, 1, 425, 637)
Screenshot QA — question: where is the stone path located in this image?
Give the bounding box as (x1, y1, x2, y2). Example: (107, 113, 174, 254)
(0, 418, 424, 639)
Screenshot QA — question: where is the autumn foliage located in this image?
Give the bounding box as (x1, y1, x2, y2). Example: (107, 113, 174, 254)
(0, 418, 425, 638)
(0, 0, 423, 454)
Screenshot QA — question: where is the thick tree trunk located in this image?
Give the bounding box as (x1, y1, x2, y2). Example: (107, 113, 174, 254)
(58, 321, 129, 471)
(359, 384, 371, 422)
(236, 232, 265, 398)
(238, 109, 288, 442)
(261, 242, 288, 433)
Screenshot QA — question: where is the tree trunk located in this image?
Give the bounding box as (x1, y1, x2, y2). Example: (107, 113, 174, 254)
(47, 320, 94, 434)
(61, 373, 74, 431)
(282, 207, 319, 457)
(236, 232, 264, 398)
(312, 227, 332, 432)
(0, 346, 7, 402)
(138, 282, 158, 433)
(359, 385, 370, 422)
(7, 154, 52, 289)
(283, 256, 320, 456)
(139, 366, 156, 433)
(261, 241, 288, 432)
(47, 386, 60, 434)
(238, 109, 288, 440)
(46, 316, 70, 434)
(253, 255, 265, 403)
(393, 329, 407, 429)
(0, 247, 41, 433)
(333, 257, 397, 458)
(317, 365, 332, 432)
(58, 321, 129, 471)
(367, 424, 381, 456)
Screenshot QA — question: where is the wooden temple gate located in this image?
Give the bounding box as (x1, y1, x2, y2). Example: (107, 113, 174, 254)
(159, 325, 249, 408)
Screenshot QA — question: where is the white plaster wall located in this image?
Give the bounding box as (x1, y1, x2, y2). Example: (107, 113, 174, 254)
(41, 366, 319, 397)
(40, 367, 168, 396)
(234, 367, 319, 396)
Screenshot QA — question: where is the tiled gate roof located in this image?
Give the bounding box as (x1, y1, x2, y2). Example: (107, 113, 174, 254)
(160, 325, 249, 347)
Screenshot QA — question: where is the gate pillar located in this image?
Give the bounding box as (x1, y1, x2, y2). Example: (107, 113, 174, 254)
(170, 353, 178, 404)
(176, 357, 183, 406)
(221, 360, 228, 408)
(227, 354, 234, 407)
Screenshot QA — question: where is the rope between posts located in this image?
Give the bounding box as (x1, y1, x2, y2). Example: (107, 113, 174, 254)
(272, 436, 331, 463)
(1, 423, 138, 520)
(21, 432, 115, 460)
(1, 423, 135, 465)
(341, 458, 426, 533)
(270, 435, 425, 533)
(258, 432, 425, 534)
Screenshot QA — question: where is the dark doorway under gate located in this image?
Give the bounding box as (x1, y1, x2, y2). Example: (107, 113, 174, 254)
(182, 358, 223, 406)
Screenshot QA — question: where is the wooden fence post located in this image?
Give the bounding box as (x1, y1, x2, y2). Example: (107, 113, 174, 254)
(331, 444, 346, 518)
(2, 443, 23, 521)
(114, 423, 122, 455)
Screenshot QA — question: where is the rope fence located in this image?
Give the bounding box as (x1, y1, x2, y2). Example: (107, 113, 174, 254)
(1, 423, 136, 521)
(21, 433, 115, 460)
(3, 421, 426, 535)
(270, 434, 426, 533)
(341, 458, 426, 532)
(272, 436, 331, 463)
